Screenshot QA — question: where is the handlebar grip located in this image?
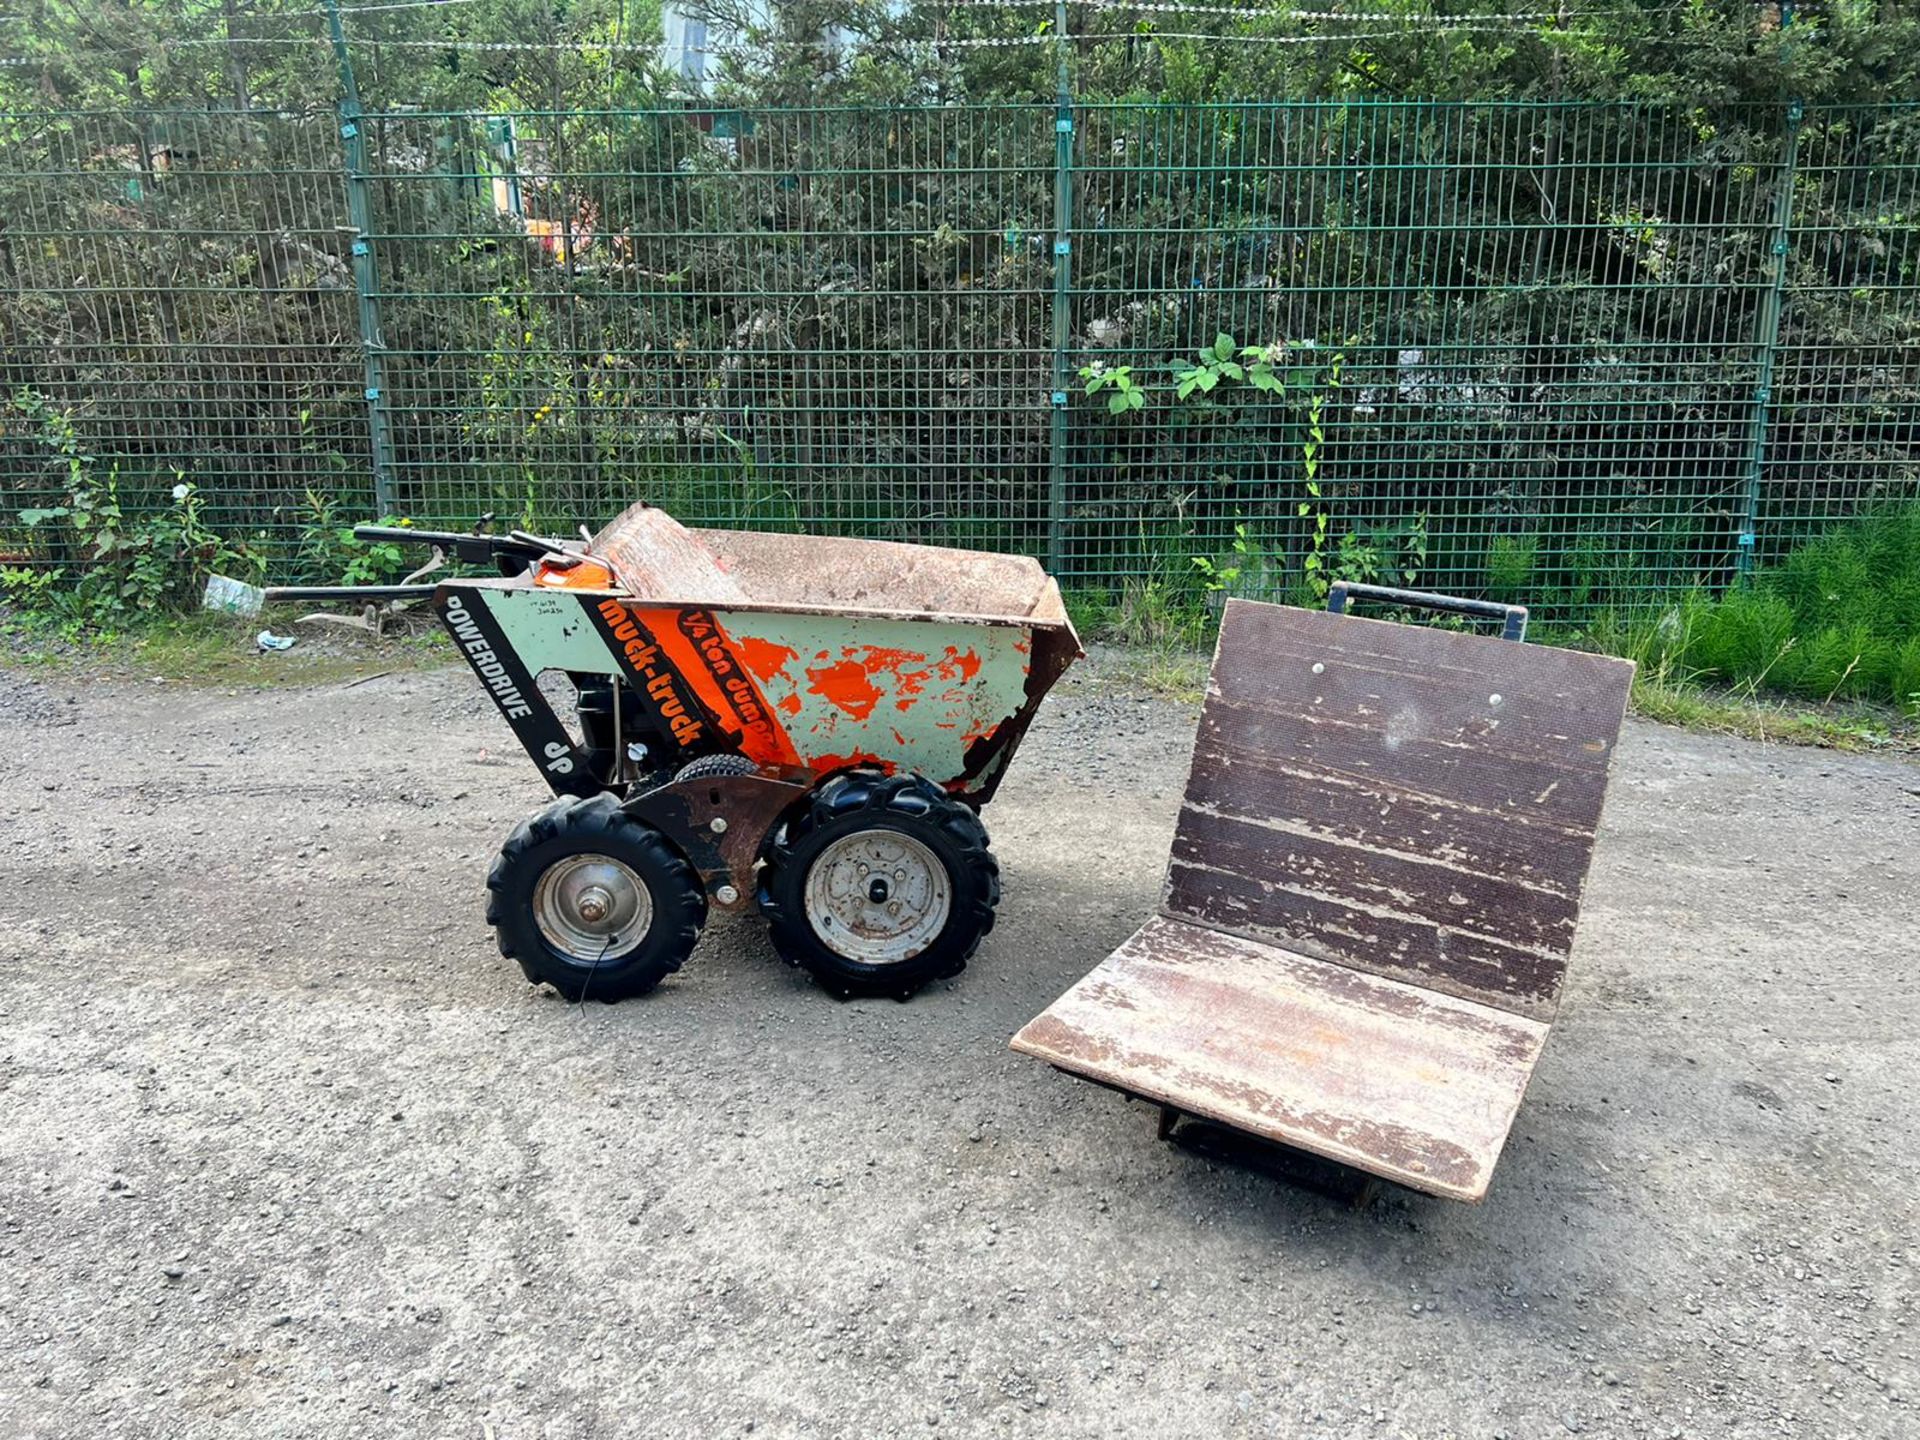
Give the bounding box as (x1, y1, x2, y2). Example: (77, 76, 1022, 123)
(1326, 581, 1528, 642)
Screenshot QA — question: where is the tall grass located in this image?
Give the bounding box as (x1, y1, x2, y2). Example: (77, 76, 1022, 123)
(1582, 503, 1920, 713)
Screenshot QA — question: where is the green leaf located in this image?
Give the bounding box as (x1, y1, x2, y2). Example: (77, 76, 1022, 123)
(1108, 391, 1131, 415)
(19, 507, 70, 526)
(1195, 369, 1220, 393)
(1212, 333, 1235, 362)
(1218, 362, 1245, 382)
(1127, 388, 1146, 411)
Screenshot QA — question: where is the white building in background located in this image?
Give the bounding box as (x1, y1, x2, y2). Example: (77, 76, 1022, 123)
(660, 5, 718, 89)
(658, 3, 877, 93)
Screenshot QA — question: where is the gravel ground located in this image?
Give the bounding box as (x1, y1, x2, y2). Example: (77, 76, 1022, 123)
(1, 646, 1916, 1439)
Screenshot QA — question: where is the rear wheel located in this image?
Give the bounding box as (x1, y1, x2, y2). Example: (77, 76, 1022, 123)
(487, 793, 706, 1001)
(759, 773, 999, 998)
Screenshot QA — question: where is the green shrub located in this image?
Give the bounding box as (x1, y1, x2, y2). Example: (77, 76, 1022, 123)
(1690, 590, 1797, 685)
(1680, 503, 1920, 711)
(1787, 620, 1889, 702)
(1485, 534, 1538, 605)
(1891, 636, 1920, 713)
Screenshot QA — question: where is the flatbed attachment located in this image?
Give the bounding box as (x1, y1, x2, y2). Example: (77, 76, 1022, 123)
(1011, 596, 1633, 1202)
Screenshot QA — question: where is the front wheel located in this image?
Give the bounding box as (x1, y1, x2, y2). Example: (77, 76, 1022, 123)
(487, 793, 707, 1001)
(758, 773, 999, 999)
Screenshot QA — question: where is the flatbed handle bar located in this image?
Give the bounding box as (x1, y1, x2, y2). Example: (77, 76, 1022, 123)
(1326, 581, 1528, 642)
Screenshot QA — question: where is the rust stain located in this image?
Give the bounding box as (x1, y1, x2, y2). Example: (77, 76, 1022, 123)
(735, 634, 799, 684)
(811, 748, 893, 777)
(806, 658, 884, 721)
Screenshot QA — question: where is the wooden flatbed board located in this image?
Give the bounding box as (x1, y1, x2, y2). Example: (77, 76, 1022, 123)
(1167, 600, 1633, 1023)
(1010, 915, 1550, 1202)
(1012, 599, 1632, 1200)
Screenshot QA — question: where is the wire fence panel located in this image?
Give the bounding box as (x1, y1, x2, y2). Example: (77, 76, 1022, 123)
(0, 110, 372, 570)
(365, 105, 1057, 556)
(1, 98, 1916, 617)
(1063, 101, 1783, 612)
(1765, 106, 1920, 560)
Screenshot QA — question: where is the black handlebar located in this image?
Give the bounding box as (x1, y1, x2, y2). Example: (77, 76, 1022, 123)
(350, 524, 559, 568)
(1326, 581, 1528, 642)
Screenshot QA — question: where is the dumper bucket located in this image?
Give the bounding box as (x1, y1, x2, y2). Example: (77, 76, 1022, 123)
(1011, 593, 1633, 1201)
(436, 503, 1080, 804)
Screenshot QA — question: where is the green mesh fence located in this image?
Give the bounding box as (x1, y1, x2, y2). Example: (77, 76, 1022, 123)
(1, 99, 1916, 617)
(0, 110, 374, 550)
(364, 105, 1058, 557)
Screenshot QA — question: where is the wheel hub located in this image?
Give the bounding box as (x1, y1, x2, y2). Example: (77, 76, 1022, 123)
(532, 853, 654, 964)
(803, 829, 952, 964)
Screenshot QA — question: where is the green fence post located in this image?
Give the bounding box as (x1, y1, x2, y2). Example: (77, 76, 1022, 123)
(1046, 0, 1074, 573)
(324, 0, 396, 516)
(1738, 101, 1804, 582)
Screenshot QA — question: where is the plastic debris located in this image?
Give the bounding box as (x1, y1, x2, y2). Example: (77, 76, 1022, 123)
(256, 630, 297, 652)
(203, 573, 266, 617)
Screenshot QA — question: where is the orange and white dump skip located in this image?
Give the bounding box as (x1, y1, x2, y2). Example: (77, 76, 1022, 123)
(438, 505, 1080, 802)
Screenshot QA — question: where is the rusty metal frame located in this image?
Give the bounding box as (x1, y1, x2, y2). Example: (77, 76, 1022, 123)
(624, 772, 813, 914)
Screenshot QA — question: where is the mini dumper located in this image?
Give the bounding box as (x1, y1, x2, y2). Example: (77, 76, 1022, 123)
(367, 504, 1080, 1001)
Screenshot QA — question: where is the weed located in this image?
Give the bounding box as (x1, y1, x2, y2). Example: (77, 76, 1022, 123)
(1080, 363, 1149, 415)
(8, 388, 265, 628)
(0, 606, 452, 688)
(1486, 534, 1538, 603)
(1107, 574, 1207, 651)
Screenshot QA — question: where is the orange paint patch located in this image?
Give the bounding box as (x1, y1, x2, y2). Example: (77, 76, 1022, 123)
(777, 693, 802, 716)
(961, 716, 1002, 748)
(857, 645, 936, 704)
(534, 556, 616, 590)
(806, 658, 884, 721)
(935, 646, 982, 683)
(735, 634, 799, 684)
